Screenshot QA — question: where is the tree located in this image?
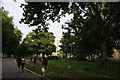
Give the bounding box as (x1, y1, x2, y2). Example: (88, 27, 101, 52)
(62, 2, 120, 61)
(60, 33, 76, 58)
(2, 8, 23, 57)
(20, 2, 70, 57)
(16, 42, 31, 57)
(22, 28, 56, 57)
(20, 2, 120, 61)
(20, 2, 70, 27)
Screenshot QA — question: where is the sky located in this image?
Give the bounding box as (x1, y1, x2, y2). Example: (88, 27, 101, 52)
(1, 0, 73, 41)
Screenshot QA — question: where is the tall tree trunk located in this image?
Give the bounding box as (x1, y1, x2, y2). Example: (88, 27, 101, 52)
(65, 53, 67, 58)
(42, 53, 45, 58)
(101, 41, 108, 63)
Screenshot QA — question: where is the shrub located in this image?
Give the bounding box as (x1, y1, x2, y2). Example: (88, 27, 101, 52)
(84, 67, 90, 72)
(74, 56, 87, 61)
(47, 56, 59, 60)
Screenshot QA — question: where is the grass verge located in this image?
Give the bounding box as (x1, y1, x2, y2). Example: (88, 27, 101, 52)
(25, 59, 120, 79)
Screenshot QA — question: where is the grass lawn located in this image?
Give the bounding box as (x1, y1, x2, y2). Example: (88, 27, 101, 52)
(25, 59, 120, 79)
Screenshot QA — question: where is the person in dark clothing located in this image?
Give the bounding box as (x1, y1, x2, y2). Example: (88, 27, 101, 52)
(42, 57, 48, 67)
(41, 57, 48, 76)
(33, 56, 37, 67)
(16, 57, 22, 69)
(21, 58, 26, 72)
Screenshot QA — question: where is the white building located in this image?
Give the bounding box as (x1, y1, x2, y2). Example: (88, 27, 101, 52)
(52, 40, 62, 57)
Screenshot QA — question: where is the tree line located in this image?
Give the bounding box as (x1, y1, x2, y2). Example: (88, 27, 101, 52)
(2, 8, 22, 57)
(2, 7, 56, 57)
(20, 2, 120, 62)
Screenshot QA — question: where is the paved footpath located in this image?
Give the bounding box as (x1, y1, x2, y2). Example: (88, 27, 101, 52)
(2, 58, 43, 80)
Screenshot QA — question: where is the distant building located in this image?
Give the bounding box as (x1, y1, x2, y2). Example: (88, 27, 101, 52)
(56, 40, 61, 53)
(52, 40, 62, 57)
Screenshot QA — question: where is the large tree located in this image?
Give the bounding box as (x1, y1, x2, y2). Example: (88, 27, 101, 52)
(2, 8, 23, 57)
(60, 32, 76, 58)
(22, 28, 56, 57)
(65, 3, 120, 60)
(20, 2, 70, 27)
(16, 41, 31, 57)
(20, 2, 120, 61)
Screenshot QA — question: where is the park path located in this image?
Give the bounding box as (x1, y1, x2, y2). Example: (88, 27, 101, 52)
(2, 58, 42, 80)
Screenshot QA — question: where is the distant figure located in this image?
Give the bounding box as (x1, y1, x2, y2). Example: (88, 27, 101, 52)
(33, 56, 37, 67)
(11, 54, 14, 58)
(42, 57, 48, 67)
(21, 58, 26, 72)
(16, 57, 22, 70)
(41, 57, 48, 76)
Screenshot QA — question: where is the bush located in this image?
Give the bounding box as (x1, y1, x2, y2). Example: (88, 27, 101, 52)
(84, 67, 90, 72)
(47, 56, 59, 60)
(74, 56, 87, 61)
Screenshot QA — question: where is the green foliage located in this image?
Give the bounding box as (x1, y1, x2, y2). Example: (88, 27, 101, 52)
(60, 33, 76, 58)
(20, 2, 120, 60)
(1, 8, 23, 56)
(16, 42, 31, 57)
(61, 2, 120, 60)
(20, 2, 70, 27)
(47, 56, 59, 60)
(21, 28, 56, 56)
(27, 59, 120, 78)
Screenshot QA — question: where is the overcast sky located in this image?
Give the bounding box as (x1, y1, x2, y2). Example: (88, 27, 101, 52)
(1, 0, 73, 41)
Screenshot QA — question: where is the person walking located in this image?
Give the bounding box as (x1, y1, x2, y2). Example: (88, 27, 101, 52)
(16, 57, 22, 70)
(21, 58, 26, 72)
(41, 57, 48, 76)
(33, 55, 37, 67)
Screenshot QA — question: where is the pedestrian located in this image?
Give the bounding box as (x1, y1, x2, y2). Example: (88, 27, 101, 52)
(42, 57, 48, 67)
(21, 58, 26, 72)
(41, 57, 48, 76)
(16, 57, 22, 70)
(33, 55, 37, 67)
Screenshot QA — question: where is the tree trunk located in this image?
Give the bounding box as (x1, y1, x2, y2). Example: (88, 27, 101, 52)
(101, 41, 108, 63)
(42, 53, 45, 58)
(65, 53, 67, 58)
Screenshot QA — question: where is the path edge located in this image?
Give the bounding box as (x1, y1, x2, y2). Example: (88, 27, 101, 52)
(24, 67, 50, 80)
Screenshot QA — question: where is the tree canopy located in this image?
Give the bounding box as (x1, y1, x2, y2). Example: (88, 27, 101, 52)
(2, 8, 23, 56)
(63, 2, 120, 60)
(20, 28, 56, 57)
(20, 2, 120, 61)
(20, 2, 70, 27)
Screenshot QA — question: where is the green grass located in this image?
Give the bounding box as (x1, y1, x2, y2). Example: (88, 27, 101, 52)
(25, 63, 72, 79)
(25, 59, 120, 79)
